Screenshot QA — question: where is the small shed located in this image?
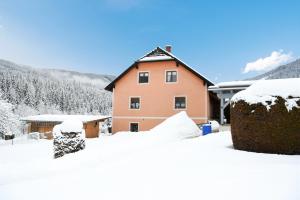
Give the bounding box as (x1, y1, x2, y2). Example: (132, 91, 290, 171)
(21, 115, 111, 139)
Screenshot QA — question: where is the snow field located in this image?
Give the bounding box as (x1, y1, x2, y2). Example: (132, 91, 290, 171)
(0, 132, 299, 200)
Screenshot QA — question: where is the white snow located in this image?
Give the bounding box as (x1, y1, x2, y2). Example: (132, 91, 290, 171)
(0, 131, 299, 200)
(208, 120, 220, 132)
(214, 80, 256, 88)
(21, 114, 110, 123)
(60, 119, 83, 133)
(139, 55, 173, 62)
(231, 78, 300, 111)
(151, 111, 201, 140)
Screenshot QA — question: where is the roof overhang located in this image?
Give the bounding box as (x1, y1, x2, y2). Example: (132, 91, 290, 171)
(21, 115, 111, 124)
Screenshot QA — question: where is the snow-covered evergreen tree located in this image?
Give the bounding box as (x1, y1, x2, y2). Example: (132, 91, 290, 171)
(0, 94, 21, 137)
(0, 59, 113, 117)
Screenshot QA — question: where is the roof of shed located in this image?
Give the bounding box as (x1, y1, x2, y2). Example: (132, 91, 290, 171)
(21, 115, 111, 123)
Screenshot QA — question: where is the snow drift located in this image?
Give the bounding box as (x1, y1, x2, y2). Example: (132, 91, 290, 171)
(151, 111, 201, 140)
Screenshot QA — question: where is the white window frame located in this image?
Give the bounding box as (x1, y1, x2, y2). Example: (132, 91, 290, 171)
(137, 71, 150, 85)
(165, 69, 178, 84)
(129, 122, 139, 132)
(129, 96, 141, 110)
(174, 95, 187, 110)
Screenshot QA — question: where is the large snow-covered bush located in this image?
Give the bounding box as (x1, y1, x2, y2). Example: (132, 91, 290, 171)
(0, 96, 21, 138)
(231, 78, 300, 154)
(151, 111, 201, 140)
(53, 119, 85, 158)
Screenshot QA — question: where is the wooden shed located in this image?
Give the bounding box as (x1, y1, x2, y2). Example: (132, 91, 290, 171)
(21, 115, 111, 139)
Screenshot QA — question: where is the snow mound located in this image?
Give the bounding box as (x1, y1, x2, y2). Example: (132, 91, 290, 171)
(60, 119, 83, 133)
(151, 111, 201, 140)
(231, 78, 300, 111)
(209, 120, 220, 132)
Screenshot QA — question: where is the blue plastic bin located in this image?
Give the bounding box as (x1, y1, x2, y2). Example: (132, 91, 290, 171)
(202, 124, 212, 135)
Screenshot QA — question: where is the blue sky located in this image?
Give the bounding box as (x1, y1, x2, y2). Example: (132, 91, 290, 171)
(0, 0, 300, 82)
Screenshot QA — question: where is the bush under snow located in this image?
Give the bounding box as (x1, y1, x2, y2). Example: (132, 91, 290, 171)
(53, 119, 85, 158)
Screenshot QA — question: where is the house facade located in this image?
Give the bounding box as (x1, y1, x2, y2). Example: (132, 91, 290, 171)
(105, 46, 218, 133)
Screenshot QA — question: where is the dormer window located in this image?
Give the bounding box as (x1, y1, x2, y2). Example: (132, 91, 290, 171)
(138, 72, 149, 84)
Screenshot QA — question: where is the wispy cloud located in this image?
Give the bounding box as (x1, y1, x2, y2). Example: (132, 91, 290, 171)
(243, 50, 293, 73)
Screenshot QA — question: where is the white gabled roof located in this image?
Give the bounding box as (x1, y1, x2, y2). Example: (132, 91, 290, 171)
(21, 114, 111, 123)
(139, 55, 173, 62)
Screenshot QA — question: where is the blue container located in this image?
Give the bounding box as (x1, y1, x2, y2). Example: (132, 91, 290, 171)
(202, 124, 212, 135)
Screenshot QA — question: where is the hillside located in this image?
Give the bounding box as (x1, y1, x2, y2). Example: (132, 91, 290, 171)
(0, 59, 115, 117)
(250, 58, 300, 80)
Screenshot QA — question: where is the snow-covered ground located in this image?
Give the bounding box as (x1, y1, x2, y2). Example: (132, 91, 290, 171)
(0, 132, 299, 200)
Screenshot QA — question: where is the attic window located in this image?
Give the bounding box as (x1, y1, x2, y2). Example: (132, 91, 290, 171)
(166, 71, 177, 83)
(138, 72, 149, 83)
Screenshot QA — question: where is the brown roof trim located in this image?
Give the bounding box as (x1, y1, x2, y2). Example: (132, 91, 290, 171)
(104, 47, 214, 92)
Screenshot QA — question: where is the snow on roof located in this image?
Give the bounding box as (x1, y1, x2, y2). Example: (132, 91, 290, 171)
(231, 78, 300, 111)
(209, 80, 256, 90)
(21, 114, 110, 123)
(139, 55, 173, 62)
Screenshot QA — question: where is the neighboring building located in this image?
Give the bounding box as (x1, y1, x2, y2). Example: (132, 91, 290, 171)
(208, 80, 256, 124)
(21, 115, 110, 139)
(105, 46, 219, 133)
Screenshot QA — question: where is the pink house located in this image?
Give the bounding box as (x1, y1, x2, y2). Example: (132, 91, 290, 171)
(105, 46, 218, 133)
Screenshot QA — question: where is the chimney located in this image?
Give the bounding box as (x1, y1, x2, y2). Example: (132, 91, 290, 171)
(165, 45, 172, 53)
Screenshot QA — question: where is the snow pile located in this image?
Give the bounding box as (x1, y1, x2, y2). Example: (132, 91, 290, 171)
(231, 78, 300, 111)
(60, 119, 83, 133)
(208, 120, 220, 132)
(53, 119, 85, 158)
(151, 111, 201, 140)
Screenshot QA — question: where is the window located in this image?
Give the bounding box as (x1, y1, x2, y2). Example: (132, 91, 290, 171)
(139, 72, 149, 83)
(130, 123, 139, 132)
(175, 97, 186, 109)
(166, 71, 177, 82)
(130, 97, 140, 109)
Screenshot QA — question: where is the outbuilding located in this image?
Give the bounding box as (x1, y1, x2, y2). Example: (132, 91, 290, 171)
(21, 115, 111, 139)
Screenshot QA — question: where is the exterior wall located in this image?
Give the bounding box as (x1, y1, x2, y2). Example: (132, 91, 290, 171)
(27, 121, 101, 139)
(112, 60, 210, 133)
(84, 121, 100, 138)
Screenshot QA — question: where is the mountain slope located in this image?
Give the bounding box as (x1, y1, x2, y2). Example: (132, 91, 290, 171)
(0, 59, 115, 89)
(0, 59, 115, 116)
(250, 59, 300, 80)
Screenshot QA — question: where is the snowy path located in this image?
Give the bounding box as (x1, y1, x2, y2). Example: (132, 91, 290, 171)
(0, 132, 299, 200)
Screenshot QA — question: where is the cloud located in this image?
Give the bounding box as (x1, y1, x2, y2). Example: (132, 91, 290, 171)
(243, 50, 293, 73)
